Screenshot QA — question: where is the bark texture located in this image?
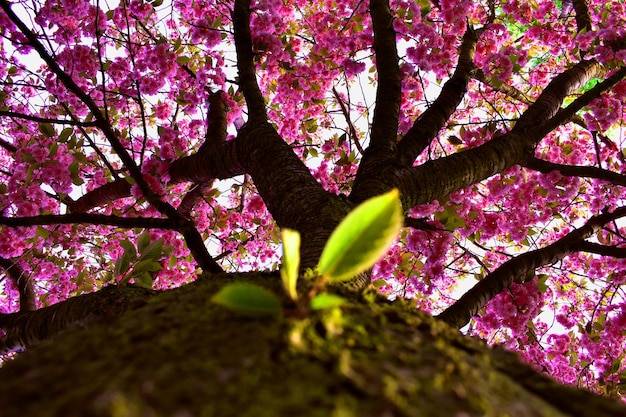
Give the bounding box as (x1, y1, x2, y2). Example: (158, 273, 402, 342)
(0, 275, 624, 417)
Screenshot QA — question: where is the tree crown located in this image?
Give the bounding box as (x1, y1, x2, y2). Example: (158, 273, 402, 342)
(1, 0, 626, 398)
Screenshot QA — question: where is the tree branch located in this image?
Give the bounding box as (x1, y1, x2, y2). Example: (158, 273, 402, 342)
(232, 0, 267, 122)
(348, 0, 402, 203)
(0, 213, 180, 229)
(524, 157, 626, 186)
(0, 285, 154, 354)
(437, 206, 626, 329)
(199, 91, 229, 152)
(332, 87, 364, 154)
(0, 257, 35, 312)
(178, 182, 213, 217)
(0, 137, 17, 153)
(368, 0, 401, 151)
(397, 61, 626, 208)
(515, 59, 602, 133)
(570, 0, 592, 34)
(67, 180, 132, 213)
(573, 241, 626, 258)
(0, 110, 98, 127)
(397, 27, 480, 166)
(175, 91, 227, 216)
(0, 1, 224, 274)
(542, 66, 626, 135)
(397, 130, 531, 207)
(69, 139, 247, 212)
(404, 216, 444, 231)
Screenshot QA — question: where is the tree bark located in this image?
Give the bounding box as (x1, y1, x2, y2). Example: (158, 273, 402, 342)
(0, 275, 624, 417)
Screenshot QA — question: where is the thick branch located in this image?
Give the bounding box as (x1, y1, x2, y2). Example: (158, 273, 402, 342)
(168, 126, 246, 184)
(178, 182, 213, 217)
(175, 91, 226, 216)
(397, 28, 480, 166)
(397, 130, 531, 207)
(524, 157, 626, 186)
(348, 0, 403, 203)
(404, 217, 444, 231)
(437, 206, 626, 328)
(67, 180, 132, 213)
(0, 285, 154, 354)
(570, 0, 592, 33)
(543, 66, 626, 134)
(0, 213, 180, 229)
(573, 241, 626, 258)
(199, 91, 229, 152)
(369, 0, 401, 150)
(0, 137, 17, 153)
(234, 122, 345, 270)
(0, 257, 35, 312)
(72, 124, 245, 213)
(398, 61, 619, 207)
(232, 0, 267, 122)
(516, 60, 601, 132)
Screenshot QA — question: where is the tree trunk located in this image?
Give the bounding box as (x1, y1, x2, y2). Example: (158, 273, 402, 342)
(0, 274, 623, 417)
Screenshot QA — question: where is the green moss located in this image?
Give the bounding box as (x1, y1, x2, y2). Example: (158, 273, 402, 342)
(0, 274, 622, 416)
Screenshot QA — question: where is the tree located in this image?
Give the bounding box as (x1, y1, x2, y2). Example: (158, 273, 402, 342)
(0, 0, 626, 414)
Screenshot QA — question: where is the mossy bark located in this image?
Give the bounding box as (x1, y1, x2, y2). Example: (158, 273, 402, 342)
(0, 274, 623, 417)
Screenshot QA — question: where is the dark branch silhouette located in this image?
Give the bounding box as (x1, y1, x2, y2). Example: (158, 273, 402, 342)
(0, 214, 180, 229)
(524, 157, 626, 186)
(0, 111, 98, 127)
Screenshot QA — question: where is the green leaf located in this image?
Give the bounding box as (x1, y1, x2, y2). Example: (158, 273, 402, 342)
(103, 271, 113, 283)
(35, 226, 49, 239)
(48, 142, 58, 157)
(280, 228, 300, 301)
(114, 240, 137, 277)
(132, 259, 162, 274)
(176, 56, 190, 65)
(371, 278, 387, 289)
(211, 283, 282, 316)
(318, 189, 403, 282)
(38, 122, 56, 138)
(434, 205, 466, 231)
(68, 161, 84, 186)
(133, 272, 153, 289)
(310, 293, 347, 310)
(138, 239, 164, 261)
(58, 127, 73, 142)
(137, 231, 152, 254)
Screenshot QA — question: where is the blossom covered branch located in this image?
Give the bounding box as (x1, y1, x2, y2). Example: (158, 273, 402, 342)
(437, 206, 626, 329)
(0, 0, 222, 274)
(397, 27, 481, 166)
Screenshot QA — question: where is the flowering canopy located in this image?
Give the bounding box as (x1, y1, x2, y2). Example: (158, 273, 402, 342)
(1, 0, 626, 398)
